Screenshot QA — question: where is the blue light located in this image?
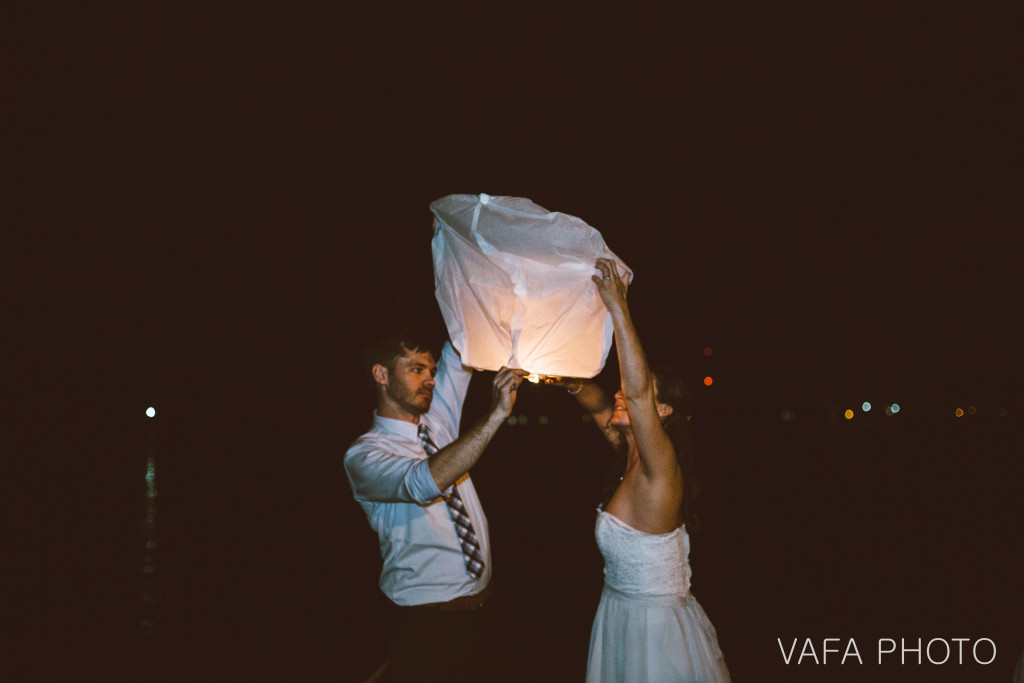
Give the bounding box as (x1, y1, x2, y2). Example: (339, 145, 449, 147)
(891, 403, 900, 414)
(861, 402, 871, 412)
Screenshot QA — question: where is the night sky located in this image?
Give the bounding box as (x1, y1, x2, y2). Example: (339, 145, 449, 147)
(6, 3, 1023, 681)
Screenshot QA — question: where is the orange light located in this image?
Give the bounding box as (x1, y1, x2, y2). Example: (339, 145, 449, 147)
(703, 346, 713, 357)
(844, 409, 854, 420)
(703, 376, 713, 386)
(955, 408, 964, 417)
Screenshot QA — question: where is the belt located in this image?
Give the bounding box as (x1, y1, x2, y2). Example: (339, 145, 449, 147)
(415, 582, 493, 612)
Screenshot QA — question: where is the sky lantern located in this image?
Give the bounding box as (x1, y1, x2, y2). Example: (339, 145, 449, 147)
(431, 193, 632, 378)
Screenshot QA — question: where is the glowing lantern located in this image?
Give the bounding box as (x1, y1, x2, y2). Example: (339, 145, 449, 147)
(431, 194, 632, 378)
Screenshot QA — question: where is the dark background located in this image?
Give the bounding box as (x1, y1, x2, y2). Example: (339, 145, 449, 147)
(4, 3, 1022, 681)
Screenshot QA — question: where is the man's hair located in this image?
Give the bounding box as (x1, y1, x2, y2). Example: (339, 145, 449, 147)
(363, 333, 435, 378)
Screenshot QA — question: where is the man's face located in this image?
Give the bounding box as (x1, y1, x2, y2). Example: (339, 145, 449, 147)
(385, 349, 437, 416)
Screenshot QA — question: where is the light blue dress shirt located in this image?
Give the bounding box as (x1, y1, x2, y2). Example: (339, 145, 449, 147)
(344, 342, 491, 606)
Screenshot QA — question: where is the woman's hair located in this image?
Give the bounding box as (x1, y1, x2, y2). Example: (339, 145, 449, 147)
(651, 365, 700, 532)
(601, 365, 702, 531)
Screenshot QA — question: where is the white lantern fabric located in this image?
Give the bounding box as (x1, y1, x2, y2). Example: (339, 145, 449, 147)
(430, 193, 632, 378)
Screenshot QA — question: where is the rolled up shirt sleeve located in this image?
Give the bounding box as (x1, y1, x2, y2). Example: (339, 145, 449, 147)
(345, 444, 443, 505)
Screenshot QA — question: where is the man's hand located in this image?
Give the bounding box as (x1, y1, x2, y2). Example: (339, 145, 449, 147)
(489, 367, 528, 420)
(427, 366, 527, 491)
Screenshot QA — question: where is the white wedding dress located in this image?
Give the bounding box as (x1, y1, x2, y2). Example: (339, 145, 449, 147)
(586, 509, 731, 683)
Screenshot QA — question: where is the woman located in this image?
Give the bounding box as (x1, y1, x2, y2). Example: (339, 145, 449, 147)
(563, 258, 730, 683)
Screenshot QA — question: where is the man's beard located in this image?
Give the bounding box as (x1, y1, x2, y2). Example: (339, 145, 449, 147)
(394, 384, 433, 415)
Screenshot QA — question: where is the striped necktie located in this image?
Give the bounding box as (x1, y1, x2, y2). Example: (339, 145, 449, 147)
(418, 423, 485, 580)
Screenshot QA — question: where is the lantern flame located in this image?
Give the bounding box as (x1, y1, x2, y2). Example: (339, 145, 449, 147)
(524, 373, 563, 384)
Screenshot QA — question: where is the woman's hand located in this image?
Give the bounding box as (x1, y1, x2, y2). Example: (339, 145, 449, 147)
(592, 258, 628, 313)
(542, 376, 584, 393)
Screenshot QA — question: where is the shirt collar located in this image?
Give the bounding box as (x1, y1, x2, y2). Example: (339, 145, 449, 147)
(372, 410, 422, 442)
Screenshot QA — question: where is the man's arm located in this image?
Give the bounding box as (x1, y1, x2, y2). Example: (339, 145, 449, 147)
(426, 341, 474, 443)
(428, 366, 526, 491)
(345, 436, 444, 505)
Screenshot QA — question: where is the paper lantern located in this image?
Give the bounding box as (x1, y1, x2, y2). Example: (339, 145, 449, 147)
(431, 193, 632, 378)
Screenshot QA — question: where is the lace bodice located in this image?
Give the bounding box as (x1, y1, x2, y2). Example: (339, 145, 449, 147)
(595, 509, 692, 597)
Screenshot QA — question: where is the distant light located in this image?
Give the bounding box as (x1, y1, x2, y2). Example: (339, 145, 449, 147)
(844, 409, 854, 420)
(518, 415, 529, 426)
(885, 406, 893, 417)
(862, 402, 871, 412)
(780, 409, 795, 421)
(999, 408, 1008, 417)
(507, 416, 517, 425)
(955, 408, 964, 418)
(146, 407, 156, 418)
(538, 415, 549, 425)
(703, 346, 713, 357)
(890, 403, 900, 414)
(703, 376, 713, 386)
(968, 405, 977, 415)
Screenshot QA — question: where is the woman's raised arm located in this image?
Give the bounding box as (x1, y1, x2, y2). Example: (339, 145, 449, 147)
(592, 259, 678, 481)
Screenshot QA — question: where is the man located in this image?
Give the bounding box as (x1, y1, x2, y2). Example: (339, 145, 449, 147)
(344, 333, 525, 682)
